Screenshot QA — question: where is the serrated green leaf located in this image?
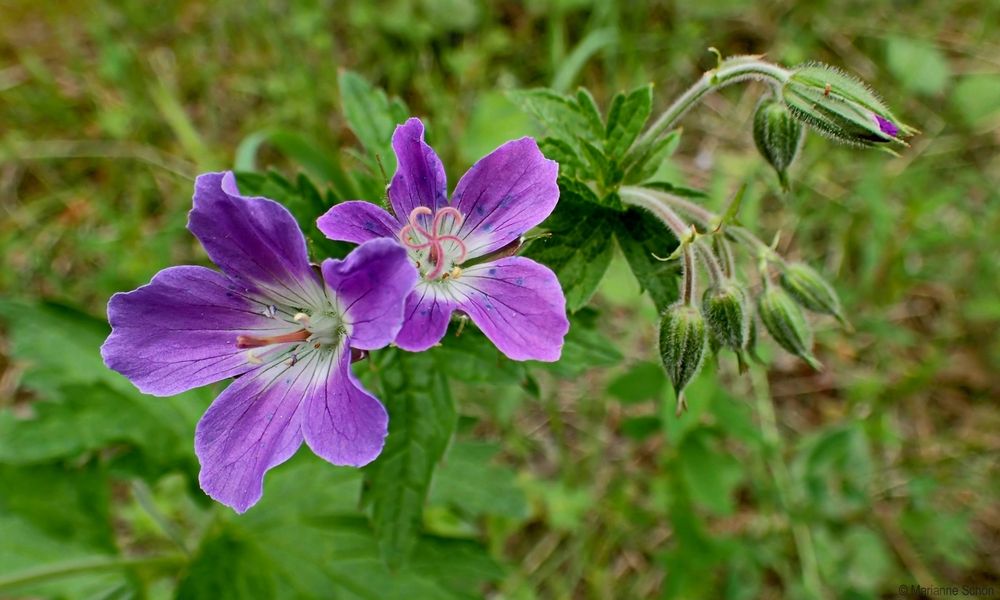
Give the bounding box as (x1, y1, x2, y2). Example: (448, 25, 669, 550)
(363, 350, 456, 569)
(538, 137, 585, 178)
(523, 187, 616, 311)
(605, 84, 652, 159)
(575, 88, 605, 137)
(338, 70, 406, 176)
(428, 441, 528, 520)
(509, 88, 596, 151)
(622, 129, 681, 185)
(614, 208, 680, 312)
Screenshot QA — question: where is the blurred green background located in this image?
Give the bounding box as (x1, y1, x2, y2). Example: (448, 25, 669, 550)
(1, 1, 998, 598)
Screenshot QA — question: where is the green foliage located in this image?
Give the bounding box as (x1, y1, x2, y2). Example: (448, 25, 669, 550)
(363, 349, 457, 569)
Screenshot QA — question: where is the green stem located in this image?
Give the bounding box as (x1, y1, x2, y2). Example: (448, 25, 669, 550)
(0, 554, 186, 592)
(638, 58, 791, 146)
(748, 366, 825, 599)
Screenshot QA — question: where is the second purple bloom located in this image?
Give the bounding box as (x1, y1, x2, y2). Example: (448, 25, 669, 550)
(318, 118, 569, 361)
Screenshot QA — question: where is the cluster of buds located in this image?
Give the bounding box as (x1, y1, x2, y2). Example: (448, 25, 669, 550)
(623, 186, 854, 413)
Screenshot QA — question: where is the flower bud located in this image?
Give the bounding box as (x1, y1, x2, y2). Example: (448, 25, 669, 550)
(753, 97, 804, 190)
(702, 282, 750, 352)
(757, 285, 822, 370)
(781, 63, 913, 148)
(779, 263, 848, 326)
(658, 303, 708, 410)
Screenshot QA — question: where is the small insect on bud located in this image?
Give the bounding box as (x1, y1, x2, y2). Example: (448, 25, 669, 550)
(779, 263, 848, 326)
(757, 285, 822, 370)
(753, 97, 804, 190)
(659, 303, 708, 413)
(781, 62, 914, 148)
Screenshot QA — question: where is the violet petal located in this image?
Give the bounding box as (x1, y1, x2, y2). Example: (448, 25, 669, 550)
(189, 172, 324, 308)
(393, 283, 458, 351)
(388, 118, 448, 222)
(316, 200, 400, 245)
(453, 257, 569, 362)
(452, 137, 559, 259)
(301, 348, 388, 467)
(195, 354, 314, 513)
(101, 265, 299, 396)
(321, 238, 418, 350)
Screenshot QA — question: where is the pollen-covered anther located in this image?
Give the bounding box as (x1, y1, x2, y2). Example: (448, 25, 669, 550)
(399, 206, 469, 280)
(236, 329, 310, 349)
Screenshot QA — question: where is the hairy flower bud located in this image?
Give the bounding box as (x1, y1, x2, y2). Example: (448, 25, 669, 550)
(757, 285, 822, 370)
(753, 97, 804, 190)
(779, 263, 847, 326)
(702, 282, 750, 351)
(658, 303, 708, 412)
(781, 63, 913, 148)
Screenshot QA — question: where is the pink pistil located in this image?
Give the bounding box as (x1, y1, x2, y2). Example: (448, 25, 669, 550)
(399, 206, 468, 279)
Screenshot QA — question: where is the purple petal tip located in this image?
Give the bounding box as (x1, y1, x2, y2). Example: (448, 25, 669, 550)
(874, 114, 899, 137)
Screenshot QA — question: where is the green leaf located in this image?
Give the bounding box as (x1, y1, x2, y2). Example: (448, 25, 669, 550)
(509, 88, 595, 151)
(539, 310, 623, 377)
(951, 74, 1000, 127)
(179, 454, 501, 599)
(176, 528, 276, 600)
(607, 361, 667, 404)
(575, 88, 605, 138)
(428, 441, 528, 520)
(622, 129, 681, 185)
(0, 383, 200, 477)
(338, 70, 408, 175)
(614, 207, 681, 312)
(886, 37, 950, 96)
(605, 84, 652, 159)
(430, 326, 528, 385)
(678, 429, 744, 515)
(538, 137, 585, 178)
(621, 415, 662, 440)
(0, 463, 115, 552)
(363, 350, 457, 569)
(640, 179, 708, 199)
(523, 183, 617, 311)
(234, 128, 358, 198)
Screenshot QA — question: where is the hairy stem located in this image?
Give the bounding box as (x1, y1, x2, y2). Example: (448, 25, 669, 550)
(681, 245, 696, 306)
(639, 57, 791, 146)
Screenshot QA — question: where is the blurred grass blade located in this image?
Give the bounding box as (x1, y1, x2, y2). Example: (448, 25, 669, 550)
(551, 28, 617, 93)
(234, 129, 357, 199)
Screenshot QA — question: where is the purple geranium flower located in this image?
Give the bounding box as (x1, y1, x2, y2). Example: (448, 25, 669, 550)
(317, 118, 570, 361)
(101, 172, 417, 513)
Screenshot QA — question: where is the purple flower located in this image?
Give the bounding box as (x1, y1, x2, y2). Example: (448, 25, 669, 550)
(874, 114, 899, 137)
(318, 118, 570, 361)
(101, 172, 417, 513)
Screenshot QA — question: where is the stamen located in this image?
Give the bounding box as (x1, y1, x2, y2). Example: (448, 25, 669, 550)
(236, 329, 310, 349)
(400, 206, 471, 280)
